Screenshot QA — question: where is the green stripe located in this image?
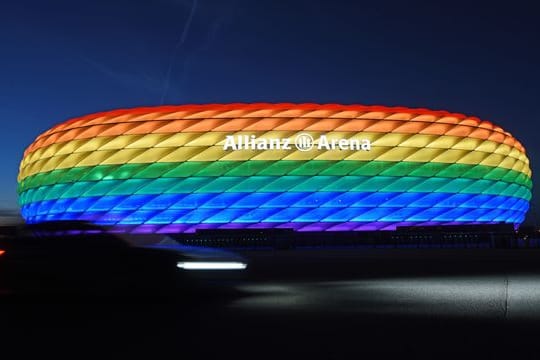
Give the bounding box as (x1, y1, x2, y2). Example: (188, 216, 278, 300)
(18, 175, 532, 206)
(18, 160, 532, 194)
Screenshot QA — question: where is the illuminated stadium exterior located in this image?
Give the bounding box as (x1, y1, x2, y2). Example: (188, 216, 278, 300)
(17, 103, 532, 233)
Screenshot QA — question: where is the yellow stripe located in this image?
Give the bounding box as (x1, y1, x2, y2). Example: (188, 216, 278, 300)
(18, 143, 532, 181)
(20, 131, 529, 169)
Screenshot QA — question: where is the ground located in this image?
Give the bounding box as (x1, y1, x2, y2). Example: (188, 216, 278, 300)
(2, 248, 540, 358)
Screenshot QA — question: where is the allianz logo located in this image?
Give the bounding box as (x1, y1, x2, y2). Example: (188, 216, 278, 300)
(223, 134, 372, 152)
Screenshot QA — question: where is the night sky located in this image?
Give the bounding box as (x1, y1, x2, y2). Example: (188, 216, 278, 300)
(1, 0, 539, 224)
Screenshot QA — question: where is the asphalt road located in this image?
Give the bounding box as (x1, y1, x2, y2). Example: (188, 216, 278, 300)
(3, 248, 540, 358)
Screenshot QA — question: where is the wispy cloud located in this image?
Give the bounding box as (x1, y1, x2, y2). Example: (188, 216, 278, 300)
(80, 55, 170, 97)
(160, 0, 199, 104)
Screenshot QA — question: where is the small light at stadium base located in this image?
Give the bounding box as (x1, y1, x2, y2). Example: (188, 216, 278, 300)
(177, 261, 247, 270)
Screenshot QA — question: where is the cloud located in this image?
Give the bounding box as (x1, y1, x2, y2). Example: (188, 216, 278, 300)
(160, 0, 199, 104)
(80, 55, 172, 97)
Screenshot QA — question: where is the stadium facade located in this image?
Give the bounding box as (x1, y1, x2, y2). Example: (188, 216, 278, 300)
(17, 104, 532, 233)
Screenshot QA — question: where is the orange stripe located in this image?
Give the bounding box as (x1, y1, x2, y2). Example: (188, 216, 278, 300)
(25, 120, 524, 156)
(24, 104, 524, 156)
(40, 103, 490, 134)
(24, 119, 524, 159)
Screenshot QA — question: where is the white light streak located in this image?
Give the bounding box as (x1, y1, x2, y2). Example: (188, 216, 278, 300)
(177, 261, 247, 270)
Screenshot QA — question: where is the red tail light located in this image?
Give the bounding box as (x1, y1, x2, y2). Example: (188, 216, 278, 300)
(0, 249, 5, 256)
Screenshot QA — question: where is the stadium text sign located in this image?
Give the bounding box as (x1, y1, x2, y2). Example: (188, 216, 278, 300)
(223, 134, 372, 152)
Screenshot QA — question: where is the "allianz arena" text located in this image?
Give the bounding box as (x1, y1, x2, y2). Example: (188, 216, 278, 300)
(223, 134, 372, 151)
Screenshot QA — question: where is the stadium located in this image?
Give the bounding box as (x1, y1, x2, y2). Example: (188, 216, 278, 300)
(17, 103, 532, 234)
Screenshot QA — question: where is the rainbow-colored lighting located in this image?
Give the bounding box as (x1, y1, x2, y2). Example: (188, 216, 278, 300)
(17, 103, 532, 233)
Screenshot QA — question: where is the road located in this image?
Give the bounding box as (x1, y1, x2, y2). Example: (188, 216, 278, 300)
(3, 248, 540, 358)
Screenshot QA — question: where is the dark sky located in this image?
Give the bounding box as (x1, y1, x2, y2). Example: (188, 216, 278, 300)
(1, 0, 539, 223)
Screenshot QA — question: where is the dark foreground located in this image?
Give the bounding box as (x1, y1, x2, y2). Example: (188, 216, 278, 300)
(3, 248, 540, 359)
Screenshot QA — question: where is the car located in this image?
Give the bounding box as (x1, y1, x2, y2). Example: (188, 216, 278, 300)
(0, 221, 248, 299)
